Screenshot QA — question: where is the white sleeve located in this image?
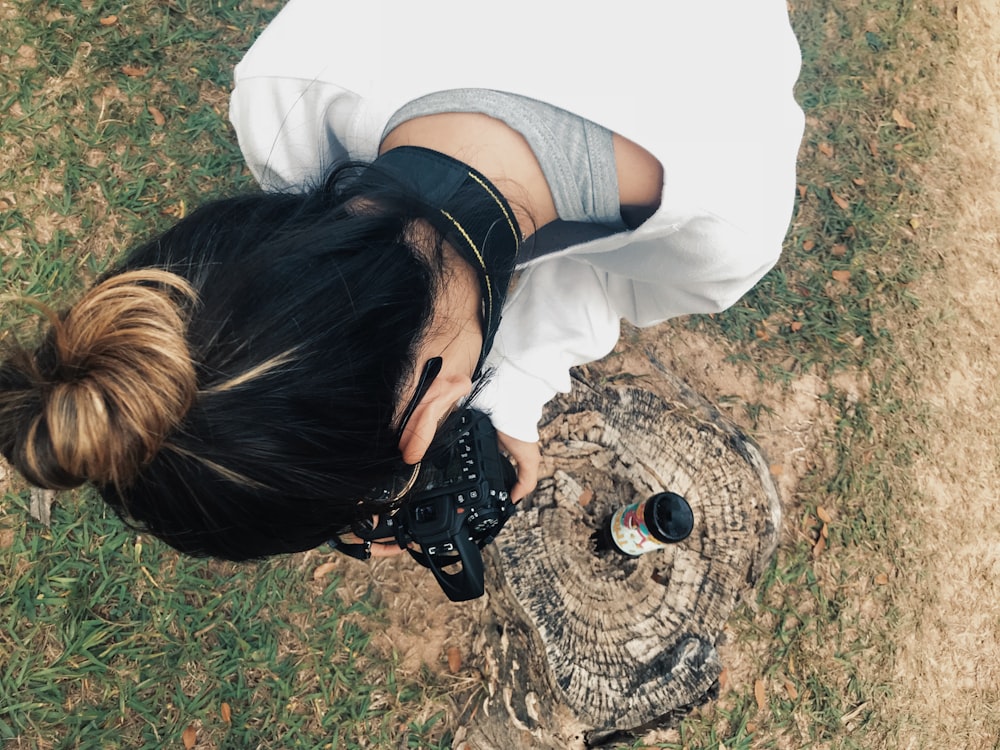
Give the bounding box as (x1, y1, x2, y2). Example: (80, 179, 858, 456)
(472, 209, 786, 443)
(227, 0, 387, 192)
(471, 258, 621, 442)
(229, 77, 360, 193)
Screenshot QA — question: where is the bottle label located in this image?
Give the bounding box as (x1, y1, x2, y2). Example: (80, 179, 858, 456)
(608, 499, 670, 556)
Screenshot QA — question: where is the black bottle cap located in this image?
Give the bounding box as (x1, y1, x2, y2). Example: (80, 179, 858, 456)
(645, 492, 694, 543)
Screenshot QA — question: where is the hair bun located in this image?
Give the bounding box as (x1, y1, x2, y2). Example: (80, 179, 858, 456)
(3, 270, 197, 489)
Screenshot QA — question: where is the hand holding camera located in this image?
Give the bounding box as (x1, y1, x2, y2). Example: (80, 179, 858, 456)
(353, 409, 518, 601)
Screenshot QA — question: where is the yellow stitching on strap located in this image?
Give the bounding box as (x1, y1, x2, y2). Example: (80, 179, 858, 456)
(466, 171, 519, 248)
(439, 209, 493, 325)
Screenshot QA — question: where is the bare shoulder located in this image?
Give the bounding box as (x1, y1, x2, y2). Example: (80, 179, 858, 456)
(613, 134, 663, 227)
(380, 112, 558, 234)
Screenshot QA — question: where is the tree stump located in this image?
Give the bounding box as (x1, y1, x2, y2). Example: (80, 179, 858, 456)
(460, 370, 781, 749)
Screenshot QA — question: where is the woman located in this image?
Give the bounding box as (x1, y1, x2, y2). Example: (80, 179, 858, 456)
(0, 0, 804, 561)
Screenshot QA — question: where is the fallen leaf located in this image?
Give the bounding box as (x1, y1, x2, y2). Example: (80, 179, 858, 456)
(892, 108, 916, 129)
(875, 573, 890, 585)
(893, 143, 903, 151)
(802, 239, 815, 251)
(853, 177, 866, 186)
(841, 702, 870, 725)
(312, 562, 338, 581)
(831, 243, 847, 257)
(830, 190, 850, 211)
(718, 666, 730, 691)
(868, 138, 880, 157)
(182, 725, 197, 750)
(812, 534, 826, 558)
(769, 464, 784, 476)
(831, 270, 852, 283)
(817, 506, 832, 523)
(790, 321, 803, 332)
(755, 325, 770, 341)
(29, 488, 55, 528)
(220, 702, 232, 724)
(447, 646, 462, 673)
(121, 64, 148, 77)
(754, 679, 767, 711)
(797, 184, 807, 199)
(784, 679, 798, 700)
(99, 15, 118, 25)
(818, 142, 834, 157)
(163, 200, 186, 219)
(578, 488, 594, 506)
(148, 105, 166, 126)
(745, 722, 757, 734)
(820, 522, 829, 539)
(909, 217, 921, 229)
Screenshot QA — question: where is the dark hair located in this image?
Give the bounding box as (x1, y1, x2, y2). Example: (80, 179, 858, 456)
(0, 164, 449, 560)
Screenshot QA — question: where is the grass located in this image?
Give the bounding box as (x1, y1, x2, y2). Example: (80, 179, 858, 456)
(0, 0, 957, 748)
(699, 0, 946, 381)
(1, 493, 455, 749)
(1, 1, 457, 748)
(641, 1, 956, 748)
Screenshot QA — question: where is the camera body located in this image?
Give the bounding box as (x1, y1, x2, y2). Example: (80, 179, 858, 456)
(363, 409, 517, 601)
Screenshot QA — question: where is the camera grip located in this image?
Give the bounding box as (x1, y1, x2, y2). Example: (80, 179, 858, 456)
(408, 532, 485, 602)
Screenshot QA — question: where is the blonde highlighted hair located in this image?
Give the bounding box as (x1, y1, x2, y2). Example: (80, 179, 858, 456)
(0, 270, 197, 489)
(2, 175, 441, 560)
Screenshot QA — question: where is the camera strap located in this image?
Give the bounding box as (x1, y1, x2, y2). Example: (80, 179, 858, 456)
(370, 146, 522, 379)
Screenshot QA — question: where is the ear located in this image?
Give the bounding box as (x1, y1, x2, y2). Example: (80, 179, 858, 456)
(397, 373, 472, 464)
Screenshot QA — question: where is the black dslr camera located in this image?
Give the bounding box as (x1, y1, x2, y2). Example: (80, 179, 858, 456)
(357, 409, 518, 602)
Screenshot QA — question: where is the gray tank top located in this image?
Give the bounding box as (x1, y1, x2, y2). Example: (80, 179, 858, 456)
(383, 89, 626, 260)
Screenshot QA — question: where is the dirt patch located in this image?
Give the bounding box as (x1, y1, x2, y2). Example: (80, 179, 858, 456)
(304, 547, 487, 680)
(340, 323, 846, 741)
(604, 324, 839, 510)
(884, 1, 1000, 745)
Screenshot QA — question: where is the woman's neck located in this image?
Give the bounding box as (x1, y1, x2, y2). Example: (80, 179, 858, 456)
(379, 112, 559, 238)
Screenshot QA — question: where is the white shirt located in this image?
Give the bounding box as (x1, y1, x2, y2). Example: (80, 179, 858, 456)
(229, 0, 805, 440)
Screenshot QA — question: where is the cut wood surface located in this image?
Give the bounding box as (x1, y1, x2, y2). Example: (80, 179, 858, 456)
(461, 370, 781, 749)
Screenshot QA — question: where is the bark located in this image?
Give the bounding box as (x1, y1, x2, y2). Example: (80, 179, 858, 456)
(459, 371, 780, 749)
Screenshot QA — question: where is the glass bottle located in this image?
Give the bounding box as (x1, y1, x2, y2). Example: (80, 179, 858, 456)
(597, 491, 694, 557)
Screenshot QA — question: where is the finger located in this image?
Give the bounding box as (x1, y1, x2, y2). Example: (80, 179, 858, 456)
(496, 431, 541, 503)
(369, 541, 408, 558)
(511, 472, 538, 502)
(510, 453, 540, 502)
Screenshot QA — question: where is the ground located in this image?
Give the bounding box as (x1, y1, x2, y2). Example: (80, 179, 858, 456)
(1, 1, 998, 748)
(356, 3, 1000, 746)
(887, 0, 1000, 741)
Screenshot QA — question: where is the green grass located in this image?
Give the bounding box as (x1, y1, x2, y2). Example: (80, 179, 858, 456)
(0, 0, 957, 747)
(0, 493, 455, 749)
(1, 1, 457, 748)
